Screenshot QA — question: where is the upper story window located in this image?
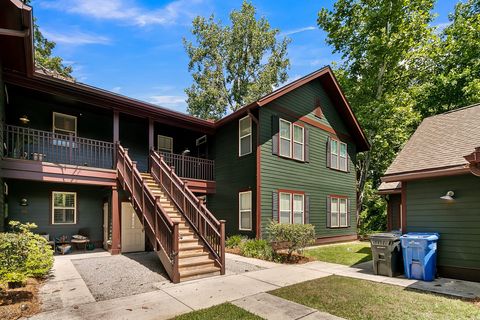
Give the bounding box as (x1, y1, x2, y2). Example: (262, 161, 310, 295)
(53, 112, 77, 136)
(158, 135, 173, 153)
(279, 191, 304, 224)
(329, 137, 348, 172)
(52, 191, 77, 224)
(239, 116, 252, 156)
(279, 118, 304, 161)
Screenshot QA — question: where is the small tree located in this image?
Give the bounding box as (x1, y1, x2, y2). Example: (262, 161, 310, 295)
(266, 221, 315, 260)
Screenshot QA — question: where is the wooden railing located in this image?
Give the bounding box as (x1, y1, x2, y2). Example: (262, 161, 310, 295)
(4, 125, 114, 169)
(117, 144, 180, 283)
(159, 152, 215, 181)
(150, 149, 225, 275)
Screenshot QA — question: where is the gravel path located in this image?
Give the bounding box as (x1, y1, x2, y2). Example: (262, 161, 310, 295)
(72, 252, 170, 301)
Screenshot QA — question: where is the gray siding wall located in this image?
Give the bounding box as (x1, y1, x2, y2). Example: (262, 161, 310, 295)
(7, 180, 109, 243)
(406, 175, 480, 271)
(119, 114, 149, 172)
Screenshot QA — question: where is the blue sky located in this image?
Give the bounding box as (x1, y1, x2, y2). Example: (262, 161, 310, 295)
(31, 0, 456, 114)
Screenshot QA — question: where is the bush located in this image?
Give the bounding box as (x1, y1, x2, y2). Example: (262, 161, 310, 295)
(266, 221, 315, 260)
(239, 239, 274, 261)
(226, 235, 246, 248)
(0, 221, 54, 286)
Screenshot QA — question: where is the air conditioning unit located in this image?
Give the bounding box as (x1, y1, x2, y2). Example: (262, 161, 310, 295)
(196, 135, 207, 146)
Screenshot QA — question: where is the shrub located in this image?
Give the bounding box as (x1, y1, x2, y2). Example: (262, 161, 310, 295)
(239, 239, 274, 261)
(226, 235, 246, 248)
(0, 221, 54, 286)
(266, 221, 315, 260)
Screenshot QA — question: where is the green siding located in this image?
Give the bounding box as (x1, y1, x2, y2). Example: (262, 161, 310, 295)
(406, 175, 480, 270)
(7, 180, 109, 243)
(259, 80, 357, 238)
(208, 117, 257, 237)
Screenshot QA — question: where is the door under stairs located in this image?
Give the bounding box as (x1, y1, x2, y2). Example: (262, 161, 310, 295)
(116, 144, 225, 283)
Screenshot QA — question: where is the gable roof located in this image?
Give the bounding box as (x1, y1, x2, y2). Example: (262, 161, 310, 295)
(383, 103, 480, 181)
(216, 67, 370, 151)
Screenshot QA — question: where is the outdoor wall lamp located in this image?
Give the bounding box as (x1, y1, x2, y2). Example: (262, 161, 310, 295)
(19, 198, 28, 206)
(182, 148, 191, 156)
(440, 191, 455, 201)
(19, 115, 30, 125)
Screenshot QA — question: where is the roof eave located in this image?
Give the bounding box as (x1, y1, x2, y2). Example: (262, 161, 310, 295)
(381, 164, 470, 182)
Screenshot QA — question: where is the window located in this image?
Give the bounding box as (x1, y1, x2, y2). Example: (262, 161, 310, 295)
(279, 118, 304, 161)
(293, 125, 304, 161)
(330, 196, 348, 228)
(239, 116, 252, 156)
(330, 138, 348, 172)
(279, 119, 291, 158)
(158, 135, 173, 153)
(239, 191, 252, 230)
(53, 112, 77, 135)
(279, 192, 292, 224)
(52, 192, 76, 224)
(279, 191, 304, 224)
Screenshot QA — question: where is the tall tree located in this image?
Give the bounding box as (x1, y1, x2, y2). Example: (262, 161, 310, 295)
(184, 1, 290, 119)
(22, 0, 73, 78)
(318, 0, 437, 222)
(416, 0, 480, 117)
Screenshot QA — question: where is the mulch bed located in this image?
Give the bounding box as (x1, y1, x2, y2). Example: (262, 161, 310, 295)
(0, 279, 42, 320)
(226, 247, 312, 264)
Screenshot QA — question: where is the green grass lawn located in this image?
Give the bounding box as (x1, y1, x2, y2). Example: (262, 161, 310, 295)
(172, 303, 263, 320)
(304, 241, 372, 266)
(270, 276, 480, 320)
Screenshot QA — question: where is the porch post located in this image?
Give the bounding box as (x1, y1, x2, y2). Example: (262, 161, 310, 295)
(111, 185, 121, 255)
(113, 111, 120, 165)
(148, 118, 154, 170)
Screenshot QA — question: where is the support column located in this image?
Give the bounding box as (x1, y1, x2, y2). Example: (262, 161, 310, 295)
(113, 111, 120, 165)
(148, 118, 154, 150)
(111, 185, 121, 255)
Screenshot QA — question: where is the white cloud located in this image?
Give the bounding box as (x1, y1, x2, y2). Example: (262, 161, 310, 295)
(433, 22, 452, 34)
(42, 30, 111, 45)
(148, 95, 186, 107)
(281, 26, 316, 36)
(40, 0, 206, 27)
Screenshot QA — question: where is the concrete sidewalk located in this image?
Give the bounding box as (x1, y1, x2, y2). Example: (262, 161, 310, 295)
(31, 252, 480, 320)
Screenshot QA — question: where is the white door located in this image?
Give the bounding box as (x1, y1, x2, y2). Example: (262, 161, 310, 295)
(121, 202, 145, 253)
(103, 202, 109, 250)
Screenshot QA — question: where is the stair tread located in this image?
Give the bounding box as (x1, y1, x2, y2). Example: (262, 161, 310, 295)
(180, 266, 220, 278)
(178, 251, 209, 258)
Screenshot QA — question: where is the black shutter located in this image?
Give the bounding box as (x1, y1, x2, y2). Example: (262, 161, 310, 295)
(347, 198, 352, 227)
(304, 127, 310, 163)
(272, 115, 279, 155)
(326, 137, 331, 168)
(346, 145, 350, 172)
(326, 196, 332, 228)
(272, 191, 278, 222)
(305, 195, 310, 224)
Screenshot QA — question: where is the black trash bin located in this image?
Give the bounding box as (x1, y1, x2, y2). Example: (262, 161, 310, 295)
(370, 232, 404, 277)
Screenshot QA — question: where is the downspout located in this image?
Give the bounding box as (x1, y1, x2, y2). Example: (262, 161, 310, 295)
(248, 110, 261, 239)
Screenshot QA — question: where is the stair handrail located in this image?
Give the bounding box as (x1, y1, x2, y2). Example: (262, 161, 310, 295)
(150, 149, 225, 275)
(116, 143, 180, 282)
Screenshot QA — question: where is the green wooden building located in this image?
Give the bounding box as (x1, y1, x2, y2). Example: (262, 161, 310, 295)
(380, 104, 480, 282)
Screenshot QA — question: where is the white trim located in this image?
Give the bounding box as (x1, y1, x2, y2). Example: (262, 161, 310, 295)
(330, 138, 348, 172)
(157, 135, 173, 153)
(238, 191, 252, 231)
(279, 192, 292, 224)
(293, 193, 304, 224)
(279, 119, 292, 158)
(52, 191, 77, 225)
(292, 124, 304, 161)
(330, 196, 348, 228)
(53, 112, 77, 135)
(239, 116, 252, 157)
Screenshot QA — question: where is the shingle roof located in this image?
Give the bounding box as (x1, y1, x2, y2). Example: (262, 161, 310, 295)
(384, 103, 480, 176)
(378, 181, 402, 192)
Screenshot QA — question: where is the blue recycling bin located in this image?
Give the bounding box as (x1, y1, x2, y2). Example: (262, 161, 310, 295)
(400, 233, 439, 281)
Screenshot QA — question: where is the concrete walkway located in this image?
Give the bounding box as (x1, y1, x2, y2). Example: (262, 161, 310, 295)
(30, 252, 480, 320)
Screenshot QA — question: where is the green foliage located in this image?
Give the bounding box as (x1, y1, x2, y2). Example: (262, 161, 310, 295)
(266, 221, 316, 259)
(184, 0, 290, 119)
(0, 221, 53, 285)
(239, 239, 274, 261)
(358, 181, 387, 236)
(22, 0, 73, 78)
(226, 234, 246, 248)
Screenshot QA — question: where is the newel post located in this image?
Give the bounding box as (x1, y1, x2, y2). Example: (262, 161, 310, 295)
(131, 160, 137, 200)
(172, 222, 180, 283)
(182, 182, 187, 212)
(220, 220, 226, 275)
(198, 198, 204, 234)
(170, 166, 175, 195)
(154, 196, 160, 250)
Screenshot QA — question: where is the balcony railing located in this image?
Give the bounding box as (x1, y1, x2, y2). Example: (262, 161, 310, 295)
(4, 125, 114, 169)
(159, 152, 215, 181)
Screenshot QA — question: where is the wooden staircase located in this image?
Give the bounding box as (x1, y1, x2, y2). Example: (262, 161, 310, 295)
(140, 173, 221, 281)
(116, 144, 225, 283)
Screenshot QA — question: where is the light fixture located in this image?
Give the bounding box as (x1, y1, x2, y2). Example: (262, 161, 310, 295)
(440, 191, 455, 201)
(19, 115, 30, 125)
(182, 148, 191, 156)
(19, 198, 28, 206)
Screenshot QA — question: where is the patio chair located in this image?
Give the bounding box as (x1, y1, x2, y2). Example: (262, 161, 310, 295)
(39, 233, 55, 252)
(71, 228, 90, 252)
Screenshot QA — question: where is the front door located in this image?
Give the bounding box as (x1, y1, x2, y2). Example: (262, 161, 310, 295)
(121, 202, 145, 253)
